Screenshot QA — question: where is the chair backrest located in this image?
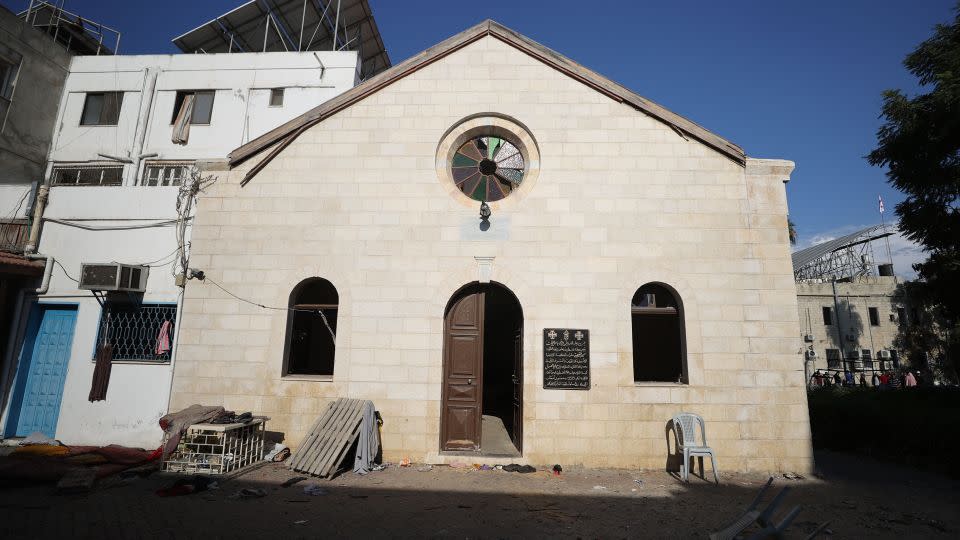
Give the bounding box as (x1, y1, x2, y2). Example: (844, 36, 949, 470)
(672, 412, 706, 448)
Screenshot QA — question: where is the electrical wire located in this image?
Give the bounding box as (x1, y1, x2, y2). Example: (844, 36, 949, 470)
(43, 217, 188, 231)
(3, 189, 29, 222)
(204, 276, 336, 339)
(54, 259, 79, 283)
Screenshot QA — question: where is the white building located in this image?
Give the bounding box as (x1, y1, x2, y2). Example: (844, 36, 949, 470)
(1, 0, 390, 447)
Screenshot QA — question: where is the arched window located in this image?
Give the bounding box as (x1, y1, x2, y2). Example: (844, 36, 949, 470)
(283, 278, 338, 376)
(631, 283, 686, 383)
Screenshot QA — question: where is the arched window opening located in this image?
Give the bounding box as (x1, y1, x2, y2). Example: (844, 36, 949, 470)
(631, 283, 687, 383)
(284, 278, 338, 376)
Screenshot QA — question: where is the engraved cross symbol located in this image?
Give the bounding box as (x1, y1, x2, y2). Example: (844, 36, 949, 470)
(547, 330, 557, 340)
(563, 330, 570, 341)
(574, 331, 583, 341)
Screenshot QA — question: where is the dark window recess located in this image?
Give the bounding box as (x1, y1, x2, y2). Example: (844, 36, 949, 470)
(171, 90, 215, 124)
(52, 165, 123, 186)
(826, 348, 842, 370)
(911, 308, 920, 325)
(897, 307, 907, 326)
(284, 278, 338, 376)
(822, 306, 833, 325)
(269, 88, 284, 107)
(81, 92, 123, 125)
(94, 303, 176, 362)
(631, 283, 686, 383)
(868, 307, 880, 326)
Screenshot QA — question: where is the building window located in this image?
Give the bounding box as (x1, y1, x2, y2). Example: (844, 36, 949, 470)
(862, 349, 873, 369)
(822, 306, 833, 325)
(868, 307, 880, 326)
(80, 92, 123, 126)
(284, 278, 338, 376)
(141, 162, 191, 186)
(452, 136, 525, 202)
(94, 302, 176, 363)
(826, 348, 841, 370)
(269, 88, 284, 107)
(0, 55, 20, 125)
(52, 164, 123, 186)
(897, 307, 907, 326)
(631, 283, 686, 383)
(171, 90, 215, 125)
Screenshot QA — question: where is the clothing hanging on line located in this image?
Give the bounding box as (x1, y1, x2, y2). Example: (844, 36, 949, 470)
(155, 320, 172, 356)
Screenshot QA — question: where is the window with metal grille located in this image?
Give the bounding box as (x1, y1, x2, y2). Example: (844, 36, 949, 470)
(862, 349, 873, 369)
(141, 162, 191, 186)
(80, 92, 123, 125)
(0, 54, 19, 126)
(269, 88, 284, 107)
(52, 165, 123, 186)
(826, 348, 841, 369)
(94, 303, 176, 362)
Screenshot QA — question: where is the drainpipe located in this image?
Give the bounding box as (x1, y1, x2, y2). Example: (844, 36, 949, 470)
(130, 68, 159, 185)
(0, 253, 53, 432)
(23, 184, 48, 254)
(831, 280, 844, 374)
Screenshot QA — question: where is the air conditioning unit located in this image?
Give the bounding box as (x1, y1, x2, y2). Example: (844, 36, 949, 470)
(878, 350, 891, 359)
(805, 350, 817, 359)
(803, 334, 814, 342)
(79, 263, 149, 292)
(847, 349, 860, 359)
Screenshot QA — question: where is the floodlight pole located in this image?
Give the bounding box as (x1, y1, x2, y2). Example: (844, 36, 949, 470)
(332, 0, 340, 51)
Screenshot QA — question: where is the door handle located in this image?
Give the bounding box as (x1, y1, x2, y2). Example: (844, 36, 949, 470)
(467, 378, 473, 385)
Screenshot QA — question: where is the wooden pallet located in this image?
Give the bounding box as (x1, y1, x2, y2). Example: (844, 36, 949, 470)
(289, 398, 369, 478)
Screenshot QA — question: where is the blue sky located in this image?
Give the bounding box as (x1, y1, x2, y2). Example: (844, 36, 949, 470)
(7, 0, 955, 272)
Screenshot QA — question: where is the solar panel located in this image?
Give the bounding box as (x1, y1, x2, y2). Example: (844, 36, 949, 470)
(171, 0, 390, 78)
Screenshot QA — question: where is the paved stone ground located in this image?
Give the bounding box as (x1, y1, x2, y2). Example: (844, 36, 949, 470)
(0, 450, 956, 539)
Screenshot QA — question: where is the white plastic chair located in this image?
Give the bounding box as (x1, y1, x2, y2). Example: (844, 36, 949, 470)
(672, 412, 719, 484)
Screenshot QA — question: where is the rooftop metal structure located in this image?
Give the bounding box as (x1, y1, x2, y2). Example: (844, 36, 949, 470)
(19, 1, 121, 55)
(792, 225, 894, 282)
(172, 0, 391, 81)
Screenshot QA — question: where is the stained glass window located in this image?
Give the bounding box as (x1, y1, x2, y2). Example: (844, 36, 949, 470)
(451, 136, 525, 202)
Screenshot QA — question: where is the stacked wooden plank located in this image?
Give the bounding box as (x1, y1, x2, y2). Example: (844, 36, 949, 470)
(289, 398, 370, 478)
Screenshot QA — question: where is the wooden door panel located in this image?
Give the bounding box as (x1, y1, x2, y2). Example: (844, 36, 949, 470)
(440, 289, 484, 451)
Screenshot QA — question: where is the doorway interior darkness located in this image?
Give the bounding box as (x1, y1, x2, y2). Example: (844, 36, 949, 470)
(440, 282, 523, 455)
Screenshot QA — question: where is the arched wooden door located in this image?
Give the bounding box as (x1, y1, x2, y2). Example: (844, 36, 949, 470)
(440, 287, 485, 451)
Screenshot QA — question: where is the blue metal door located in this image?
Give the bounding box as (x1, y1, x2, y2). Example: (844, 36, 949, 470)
(5, 304, 77, 438)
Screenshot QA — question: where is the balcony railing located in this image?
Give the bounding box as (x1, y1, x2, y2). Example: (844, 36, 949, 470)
(0, 220, 30, 253)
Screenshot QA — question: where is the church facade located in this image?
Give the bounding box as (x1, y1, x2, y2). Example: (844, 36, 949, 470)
(170, 21, 812, 472)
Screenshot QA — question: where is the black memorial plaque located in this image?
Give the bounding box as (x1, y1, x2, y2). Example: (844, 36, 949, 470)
(542, 328, 590, 390)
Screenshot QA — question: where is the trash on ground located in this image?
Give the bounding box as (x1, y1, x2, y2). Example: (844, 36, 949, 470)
(20, 432, 62, 446)
(783, 472, 805, 480)
(552, 464, 562, 476)
(502, 464, 536, 473)
(371, 463, 389, 471)
(449, 461, 470, 469)
(634, 479, 644, 488)
(479, 464, 493, 471)
(229, 487, 266, 499)
(156, 475, 213, 497)
(303, 483, 328, 496)
(56, 468, 96, 494)
(593, 485, 607, 490)
(282, 476, 308, 488)
(416, 465, 433, 472)
(264, 443, 288, 461)
(294, 520, 308, 525)
(289, 399, 379, 478)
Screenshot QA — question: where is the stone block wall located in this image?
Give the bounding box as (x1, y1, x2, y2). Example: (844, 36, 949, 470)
(171, 35, 812, 472)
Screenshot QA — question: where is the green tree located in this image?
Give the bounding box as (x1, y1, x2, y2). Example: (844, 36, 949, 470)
(868, 4, 960, 378)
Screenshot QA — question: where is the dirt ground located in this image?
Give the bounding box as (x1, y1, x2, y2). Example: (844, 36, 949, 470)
(0, 450, 956, 539)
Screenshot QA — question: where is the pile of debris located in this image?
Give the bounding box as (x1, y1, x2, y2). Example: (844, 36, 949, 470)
(289, 398, 380, 479)
(0, 432, 158, 492)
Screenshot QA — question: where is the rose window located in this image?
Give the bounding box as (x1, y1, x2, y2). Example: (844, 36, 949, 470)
(451, 136, 525, 202)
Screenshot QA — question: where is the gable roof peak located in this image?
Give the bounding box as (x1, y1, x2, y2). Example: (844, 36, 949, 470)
(232, 18, 745, 185)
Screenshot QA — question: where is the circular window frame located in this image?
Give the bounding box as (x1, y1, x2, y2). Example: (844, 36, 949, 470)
(436, 114, 540, 209)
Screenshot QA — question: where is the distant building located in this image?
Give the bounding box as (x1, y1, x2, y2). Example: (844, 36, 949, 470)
(792, 226, 914, 384)
(1, 0, 390, 447)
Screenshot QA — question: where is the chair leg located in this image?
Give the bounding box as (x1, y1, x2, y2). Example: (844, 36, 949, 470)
(710, 453, 719, 484)
(682, 449, 689, 482)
